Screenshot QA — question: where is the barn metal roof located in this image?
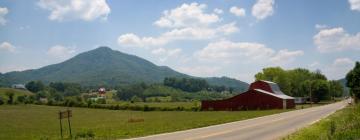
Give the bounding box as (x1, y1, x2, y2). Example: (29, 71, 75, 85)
(258, 80, 288, 95)
(260, 80, 277, 84)
(254, 89, 294, 99)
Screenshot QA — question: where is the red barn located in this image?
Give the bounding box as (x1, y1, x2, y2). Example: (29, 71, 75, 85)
(201, 80, 295, 110)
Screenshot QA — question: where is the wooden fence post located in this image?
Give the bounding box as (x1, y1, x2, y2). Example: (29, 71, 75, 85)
(67, 109, 72, 138)
(59, 111, 63, 139)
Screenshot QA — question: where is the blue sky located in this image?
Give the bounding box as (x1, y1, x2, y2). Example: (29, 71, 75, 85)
(1, 0, 360, 83)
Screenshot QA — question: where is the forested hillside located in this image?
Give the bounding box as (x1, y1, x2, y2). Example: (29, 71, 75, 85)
(0, 47, 248, 90)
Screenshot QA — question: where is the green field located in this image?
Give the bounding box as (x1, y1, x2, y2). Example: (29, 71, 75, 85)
(285, 103, 360, 140)
(0, 105, 288, 140)
(0, 88, 33, 100)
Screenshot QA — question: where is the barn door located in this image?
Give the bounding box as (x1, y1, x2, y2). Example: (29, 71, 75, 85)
(283, 99, 286, 109)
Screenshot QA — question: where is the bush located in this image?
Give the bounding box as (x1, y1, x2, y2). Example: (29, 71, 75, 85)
(47, 99, 55, 106)
(0, 97, 4, 105)
(25, 95, 36, 104)
(86, 99, 94, 107)
(62, 96, 87, 107)
(5, 91, 14, 104)
(96, 98, 106, 104)
(17, 95, 27, 104)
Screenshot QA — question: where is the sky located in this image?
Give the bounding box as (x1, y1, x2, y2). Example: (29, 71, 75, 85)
(0, 0, 360, 83)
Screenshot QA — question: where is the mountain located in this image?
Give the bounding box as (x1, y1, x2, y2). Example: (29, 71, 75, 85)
(338, 78, 347, 87)
(205, 77, 249, 92)
(0, 46, 249, 90)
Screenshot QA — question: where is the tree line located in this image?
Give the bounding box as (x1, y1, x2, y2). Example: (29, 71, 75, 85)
(115, 79, 234, 102)
(255, 67, 344, 103)
(163, 77, 234, 93)
(346, 61, 360, 103)
(0, 81, 86, 106)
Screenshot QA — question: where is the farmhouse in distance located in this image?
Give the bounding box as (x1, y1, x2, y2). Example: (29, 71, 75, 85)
(201, 80, 295, 110)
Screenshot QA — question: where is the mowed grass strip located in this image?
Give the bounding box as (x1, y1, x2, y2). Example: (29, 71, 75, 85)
(285, 103, 360, 140)
(0, 105, 286, 140)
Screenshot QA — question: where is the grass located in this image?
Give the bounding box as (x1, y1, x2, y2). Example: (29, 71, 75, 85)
(0, 104, 288, 140)
(108, 101, 199, 109)
(285, 103, 360, 140)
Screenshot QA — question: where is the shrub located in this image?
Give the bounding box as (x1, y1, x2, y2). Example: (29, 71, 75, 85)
(47, 99, 55, 105)
(25, 95, 36, 104)
(64, 98, 77, 107)
(86, 99, 94, 107)
(96, 98, 106, 104)
(17, 95, 27, 104)
(0, 97, 4, 105)
(143, 105, 150, 111)
(5, 91, 15, 104)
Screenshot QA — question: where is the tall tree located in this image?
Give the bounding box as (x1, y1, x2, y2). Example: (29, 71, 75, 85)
(255, 67, 334, 103)
(163, 77, 209, 92)
(346, 61, 360, 103)
(288, 68, 312, 97)
(25, 81, 44, 93)
(255, 67, 291, 95)
(328, 80, 344, 99)
(311, 80, 330, 103)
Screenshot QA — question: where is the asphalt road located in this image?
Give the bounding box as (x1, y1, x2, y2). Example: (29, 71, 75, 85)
(128, 100, 348, 140)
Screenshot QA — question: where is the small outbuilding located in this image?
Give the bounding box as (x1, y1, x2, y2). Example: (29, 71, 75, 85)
(294, 97, 308, 104)
(201, 80, 295, 110)
(11, 84, 26, 90)
(98, 88, 106, 97)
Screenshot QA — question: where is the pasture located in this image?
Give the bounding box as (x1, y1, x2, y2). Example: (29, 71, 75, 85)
(0, 105, 287, 139)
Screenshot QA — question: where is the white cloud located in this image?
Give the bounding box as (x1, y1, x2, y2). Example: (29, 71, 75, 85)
(118, 23, 238, 47)
(195, 40, 303, 65)
(151, 47, 181, 56)
(215, 22, 239, 35)
(309, 61, 320, 68)
(214, 8, 223, 14)
(323, 57, 355, 80)
(195, 40, 274, 62)
(177, 66, 221, 77)
(118, 2, 239, 47)
(230, 6, 246, 17)
(154, 2, 220, 28)
(314, 27, 360, 52)
(349, 0, 360, 11)
(38, 0, 110, 21)
(252, 0, 275, 20)
(315, 24, 328, 30)
(162, 27, 215, 40)
(270, 49, 304, 64)
(47, 45, 76, 59)
(151, 47, 182, 62)
(0, 42, 15, 52)
(0, 7, 8, 25)
(333, 57, 354, 66)
(117, 33, 168, 47)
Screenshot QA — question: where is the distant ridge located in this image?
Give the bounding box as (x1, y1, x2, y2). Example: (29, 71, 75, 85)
(0, 46, 249, 91)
